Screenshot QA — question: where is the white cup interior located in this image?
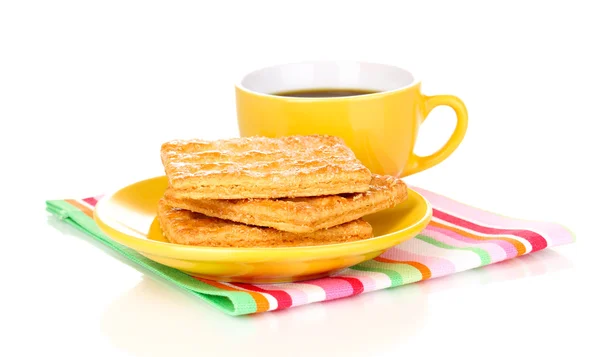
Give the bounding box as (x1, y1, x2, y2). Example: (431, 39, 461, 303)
(238, 61, 416, 95)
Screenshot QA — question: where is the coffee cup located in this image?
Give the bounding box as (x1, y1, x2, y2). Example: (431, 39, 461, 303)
(235, 61, 467, 177)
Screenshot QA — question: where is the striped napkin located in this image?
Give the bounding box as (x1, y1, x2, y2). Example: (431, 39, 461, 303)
(45, 186, 575, 316)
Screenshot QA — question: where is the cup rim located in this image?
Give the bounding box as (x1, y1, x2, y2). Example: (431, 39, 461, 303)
(235, 60, 421, 101)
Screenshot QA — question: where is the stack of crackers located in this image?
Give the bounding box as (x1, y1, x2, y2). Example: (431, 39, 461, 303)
(157, 135, 408, 247)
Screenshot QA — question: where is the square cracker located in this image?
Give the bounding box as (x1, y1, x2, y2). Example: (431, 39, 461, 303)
(160, 135, 372, 199)
(157, 198, 373, 248)
(163, 174, 407, 233)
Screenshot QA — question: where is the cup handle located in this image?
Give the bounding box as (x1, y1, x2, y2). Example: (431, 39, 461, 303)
(402, 95, 468, 177)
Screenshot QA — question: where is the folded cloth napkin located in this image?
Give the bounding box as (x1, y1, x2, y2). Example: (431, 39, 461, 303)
(45, 186, 575, 316)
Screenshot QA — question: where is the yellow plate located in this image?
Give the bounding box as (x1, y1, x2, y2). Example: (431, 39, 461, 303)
(94, 176, 432, 283)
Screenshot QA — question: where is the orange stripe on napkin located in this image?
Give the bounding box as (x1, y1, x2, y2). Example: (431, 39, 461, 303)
(429, 220, 527, 256)
(198, 279, 270, 313)
(65, 199, 94, 218)
(374, 257, 432, 280)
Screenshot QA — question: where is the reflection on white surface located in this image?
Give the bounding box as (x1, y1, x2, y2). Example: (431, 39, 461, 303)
(100, 249, 572, 357)
(101, 276, 429, 356)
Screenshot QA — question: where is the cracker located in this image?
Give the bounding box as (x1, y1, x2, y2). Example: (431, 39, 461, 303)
(157, 198, 374, 247)
(160, 135, 371, 199)
(164, 174, 407, 233)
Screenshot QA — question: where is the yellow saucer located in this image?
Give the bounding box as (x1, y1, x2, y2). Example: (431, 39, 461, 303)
(94, 176, 432, 283)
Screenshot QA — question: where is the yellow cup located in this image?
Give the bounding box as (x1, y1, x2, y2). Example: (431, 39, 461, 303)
(235, 61, 468, 177)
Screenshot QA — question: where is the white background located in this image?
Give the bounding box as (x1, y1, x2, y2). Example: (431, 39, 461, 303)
(1, 1, 597, 356)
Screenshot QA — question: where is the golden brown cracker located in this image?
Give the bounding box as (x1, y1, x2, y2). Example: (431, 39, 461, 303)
(157, 198, 374, 248)
(164, 174, 407, 233)
(160, 135, 372, 199)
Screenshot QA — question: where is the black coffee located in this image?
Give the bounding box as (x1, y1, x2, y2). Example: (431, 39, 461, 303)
(274, 88, 378, 98)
